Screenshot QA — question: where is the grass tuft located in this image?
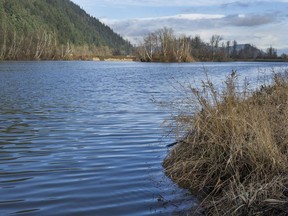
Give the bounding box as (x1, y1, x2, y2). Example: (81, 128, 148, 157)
(163, 70, 288, 215)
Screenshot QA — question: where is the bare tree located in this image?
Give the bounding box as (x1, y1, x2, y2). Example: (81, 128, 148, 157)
(231, 40, 238, 59)
(142, 32, 158, 61)
(0, 23, 7, 60)
(157, 27, 174, 60)
(210, 34, 223, 61)
(173, 36, 193, 62)
(266, 46, 277, 59)
(226, 40, 231, 59)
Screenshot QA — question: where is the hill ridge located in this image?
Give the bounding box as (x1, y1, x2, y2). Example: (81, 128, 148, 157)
(0, 0, 132, 60)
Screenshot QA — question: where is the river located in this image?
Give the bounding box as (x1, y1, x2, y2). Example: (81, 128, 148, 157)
(0, 61, 287, 215)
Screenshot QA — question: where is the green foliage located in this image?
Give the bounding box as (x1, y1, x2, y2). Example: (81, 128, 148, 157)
(0, 0, 133, 60)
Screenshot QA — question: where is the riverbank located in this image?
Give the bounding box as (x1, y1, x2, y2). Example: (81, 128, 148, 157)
(1, 55, 287, 62)
(163, 71, 288, 215)
(93, 56, 136, 62)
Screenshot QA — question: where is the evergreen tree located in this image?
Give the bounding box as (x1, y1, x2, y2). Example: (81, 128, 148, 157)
(0, 0, 133, 60)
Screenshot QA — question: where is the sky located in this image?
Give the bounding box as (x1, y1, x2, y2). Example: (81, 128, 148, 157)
(71, 0, 288, 53)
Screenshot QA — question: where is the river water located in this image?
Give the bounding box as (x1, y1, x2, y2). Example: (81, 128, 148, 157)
(0, 61, 287, 216)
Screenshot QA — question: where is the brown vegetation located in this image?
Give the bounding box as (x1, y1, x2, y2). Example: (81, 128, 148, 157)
(136, 27, 283, 63)
(136, 27, 195, 62)
(163, 70, 288, 215)
(0, 28, 116, 60)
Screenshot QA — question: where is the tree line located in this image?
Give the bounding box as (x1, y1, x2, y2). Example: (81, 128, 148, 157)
(0, 0, 132, 60)
(0, 27, 114, 60)
(136, 27, 282, 62)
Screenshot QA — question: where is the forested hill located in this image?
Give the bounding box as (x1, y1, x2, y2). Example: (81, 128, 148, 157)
(0, 0, 133, 60)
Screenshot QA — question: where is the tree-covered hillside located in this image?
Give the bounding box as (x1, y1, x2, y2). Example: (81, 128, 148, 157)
(0, 0, 133, 60)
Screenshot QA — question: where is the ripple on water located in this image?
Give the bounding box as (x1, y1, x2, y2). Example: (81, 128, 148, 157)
(2, 61, 285, 215)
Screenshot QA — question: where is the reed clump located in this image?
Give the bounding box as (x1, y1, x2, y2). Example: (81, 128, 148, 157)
(163, 71, 288, 215)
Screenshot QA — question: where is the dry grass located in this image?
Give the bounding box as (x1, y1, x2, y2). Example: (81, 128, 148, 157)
(163, 70, 288, 215)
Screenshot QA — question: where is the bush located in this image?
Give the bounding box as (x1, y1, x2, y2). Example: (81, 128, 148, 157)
(163, 70, 288, 215)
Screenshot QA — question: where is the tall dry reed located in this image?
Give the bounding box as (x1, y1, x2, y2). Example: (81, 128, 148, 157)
(163, 70, 288, 215)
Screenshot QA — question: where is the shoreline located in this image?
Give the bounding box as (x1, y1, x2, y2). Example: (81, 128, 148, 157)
(1, 58, 287, 63)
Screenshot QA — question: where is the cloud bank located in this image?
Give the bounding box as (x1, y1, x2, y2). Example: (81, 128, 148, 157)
(102, 12, 283, 48)
(74, 0, 288, 7)
(71, 0, 288, 50)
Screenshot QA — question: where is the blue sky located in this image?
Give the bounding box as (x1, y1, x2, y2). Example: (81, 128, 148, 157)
(71, 0, 288, 53)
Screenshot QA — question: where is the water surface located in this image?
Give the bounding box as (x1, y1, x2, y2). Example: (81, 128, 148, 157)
(0, 61, 287, 215)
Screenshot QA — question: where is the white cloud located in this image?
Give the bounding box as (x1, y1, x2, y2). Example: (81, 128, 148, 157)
(142, 14, 225, 20)
(101, 13, 225, 44)
(73, 0, 288, 7)
(72, 0, 206, 7)
(102, 13, 225, 24)
(102, 12, 288, 50)
(71, 0, 288, 50)
(72, 0, 258, 7)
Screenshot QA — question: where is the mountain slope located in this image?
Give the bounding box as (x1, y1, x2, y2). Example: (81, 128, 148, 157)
(0, 0, 132, 60)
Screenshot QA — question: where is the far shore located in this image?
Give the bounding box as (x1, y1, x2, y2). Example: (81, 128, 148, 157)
(1, 56, 287, 62)
(92, 56, 135, 62)
(92, 57, 288, 63)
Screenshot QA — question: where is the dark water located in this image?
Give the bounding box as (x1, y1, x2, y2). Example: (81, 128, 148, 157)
(0, 61, 287, 216)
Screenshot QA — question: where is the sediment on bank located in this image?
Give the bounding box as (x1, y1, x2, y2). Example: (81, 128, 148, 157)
(163, 71, 288, 215)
